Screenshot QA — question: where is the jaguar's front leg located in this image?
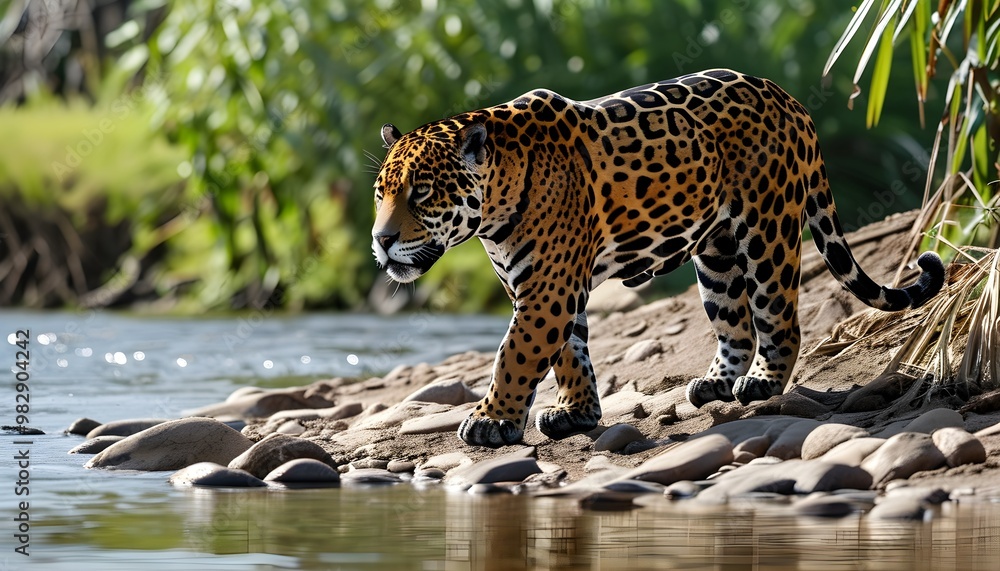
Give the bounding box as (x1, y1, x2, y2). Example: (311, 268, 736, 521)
(535, 311, 601, 439)
(458, 296, 577, 448)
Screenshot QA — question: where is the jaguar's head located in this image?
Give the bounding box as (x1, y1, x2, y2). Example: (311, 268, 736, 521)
(371, 120, 488, 283)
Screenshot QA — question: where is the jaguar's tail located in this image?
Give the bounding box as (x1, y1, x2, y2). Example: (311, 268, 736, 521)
(806, 172, 945, 312)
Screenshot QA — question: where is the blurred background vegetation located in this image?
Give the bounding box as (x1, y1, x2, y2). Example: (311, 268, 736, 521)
(0, 0, 993, 313)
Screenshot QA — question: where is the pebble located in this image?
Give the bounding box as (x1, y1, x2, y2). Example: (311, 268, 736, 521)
(931, 427, 987, 467)
(733, 435, 771, 457)
(603, 479, 665, 495)
(387, 460, 416, 473)
(664, 480, 702, 500)
(594, 423, 645, 452)
(353, 401, 453, 430)
(187, 387, 337, 420)
(402, 378, 479, 406)
(801, 424, 869, 460)
(614, 434, 734, 486)
(264, 459, 340, 483)
(700, 416, 799, 446)
(732, 451, 756, 464)
(579, 491, 637, 511)
(228, 433, 337, 478)
(623, 339, 662, 363)
(66, 417, 102, 436)
(860, 432, 947, 485)
(820, 437, 886, 466)
(765, 419, 823, 460)
(350, 458, 390, 470)
(169, 462, 266, 487)
(902, 408, 964, 434)
(793, 493, 856, 518)
(413, 468, 446, 480)
(68, 436, 124, 454)
(399, 403, 476, 435)
(792, 461, 873, 493)
(867, 496, 929, 521)
(85, 417, 254, 471)
(697, 459, 872, 503)
(275, 420, 305, 435)
(468, 483, 512, 494)
(269, 402, 364, 423)
(86, 418, 169, 439)
(421, 451, 473, 472)
(340, 468, 401, 484)
(883, 485, 950, 505)
(445, 451, 542, 489)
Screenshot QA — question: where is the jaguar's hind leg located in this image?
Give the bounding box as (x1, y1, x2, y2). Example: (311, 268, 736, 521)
(536, 312, 602, 439)
(686, 248, 757, 408)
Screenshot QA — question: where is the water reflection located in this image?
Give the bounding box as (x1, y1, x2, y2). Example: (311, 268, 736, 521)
(38, 483, 1000, 570)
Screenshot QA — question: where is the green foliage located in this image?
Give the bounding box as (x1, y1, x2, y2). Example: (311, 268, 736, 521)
(825, 0, 1000, 259)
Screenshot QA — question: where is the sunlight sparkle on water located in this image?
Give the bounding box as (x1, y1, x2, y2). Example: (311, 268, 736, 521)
(347, 354, 359, 365)
(263, 360, 274, 369)
(133, 351, 145, 361)
(300, 355, 311, 364)
(176, 357, 188, 367)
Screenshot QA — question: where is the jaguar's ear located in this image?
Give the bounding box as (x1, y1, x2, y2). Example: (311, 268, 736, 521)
(458, 123, 487, 165)
(381, 124, 401, 148)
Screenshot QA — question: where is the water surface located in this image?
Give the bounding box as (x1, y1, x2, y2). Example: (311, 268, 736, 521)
(2, 310, 999, 570)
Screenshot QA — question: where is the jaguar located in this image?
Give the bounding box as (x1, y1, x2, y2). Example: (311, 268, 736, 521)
(371, 68, 945, 448)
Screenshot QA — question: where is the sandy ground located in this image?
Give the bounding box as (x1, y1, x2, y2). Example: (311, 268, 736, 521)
(227, 210, 1000, 495)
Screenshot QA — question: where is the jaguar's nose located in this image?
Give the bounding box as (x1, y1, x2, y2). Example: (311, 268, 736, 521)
(375, 232, 400, 252)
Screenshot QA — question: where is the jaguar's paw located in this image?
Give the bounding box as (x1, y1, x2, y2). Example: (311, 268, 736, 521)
(457, 415, 523, 448)
(685, 377, 736, 408)
(732, 376, 785, 405)
(535, 406, 601, 440)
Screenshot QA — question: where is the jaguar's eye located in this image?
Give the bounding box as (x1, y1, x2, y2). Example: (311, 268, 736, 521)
(410, 185, 432, 202)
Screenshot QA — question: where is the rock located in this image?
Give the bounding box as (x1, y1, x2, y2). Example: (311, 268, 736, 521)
(765, 419, 823, 460)
(353, 401, 453, 430)
(603, 479, 665, 495)
(86, 418, 169, 439)
(403, 377, 479, 406)
(584, 455, 624, 473)
(599, 391, 653, 419)
(777, 392, 830, 417)
(228, 433, 337, 478)
(579, 491, 637, 511)
(664, 480, 702, 500)
(883, 485, 950, 505)
(614, 434, 734, 486)
(794, 494, 856, 518)
(350, 458, 390, 470)
(733, 435, 771, 457)
(85, 418, 254, 471)
(468, 483, 512, 494)
(169, 462, 266, 487)
(414, 468, 446, 480)
(801, 424, 869, 460)
(445, 449, 541, 488)
(623, 339, 662, 363)
(340, 468, 402, 484)
(521, 470, 568, 490)
(696, 460, 871, 503)
(66, 417, 102, 436)
(732, 451, 756, 464)
(68, 436, 123, 454)
(587, 280, 644, 314)
(820, 437, 886, 466)
(867, 496, 928, 521)
(860, 432, 947, 485)
(269, 402, 365, 423)
(931, 427, 987, 467)
(902, 408, 964, 434)
(186, 387, 337, 420)
(699, 416, 800, 446)
(275, 420, 305, 435)
(594, 423, 645, 452)
(421, 451, 473, 472)
(264, 459, 340, 483)
(399, 403, 475, 435)
(387, 460, 416, 473)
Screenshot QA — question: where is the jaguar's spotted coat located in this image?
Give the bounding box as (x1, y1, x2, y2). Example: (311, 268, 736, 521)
(371, 69, 945, 448)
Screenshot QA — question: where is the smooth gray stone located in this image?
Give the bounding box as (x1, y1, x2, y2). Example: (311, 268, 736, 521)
(820, 437, 887, 466)
(399, 403, 475, 435)
(228, 433, 337, 478)
(931, 428, 987, 467)
(614, 434, 734, 486)
(860, 432, 947, 485)
(413, 468, 446, 480)
(594, 423, 645, 452)
(794, 494, 856, 518)
(468, 483, 512, 494)
(664, 480, 703, 500)
(421, 451, 472, 471)
(169, 462, 266, 487)
(697, 459, 871, 503)
(340, 468, 402, 484)
(86, 417, 254, 471)
(603, 479, 665, 495)
(698, 417, 799, 446)
(902, 408, 964, 434)
(86, 418, 169, 439)
(403, 378, 479, 406)
(579, 491, 638, 511)
(66, 417, 102, 436)
(445, 448, 541, 488)
(766, 419, 823, 460)
(867, 496, 928, 521)
(68, 435, 123, 455)
(264, 458, 340, 483)
(387, 460, 416, 473)
(801, 424, 869, 460)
